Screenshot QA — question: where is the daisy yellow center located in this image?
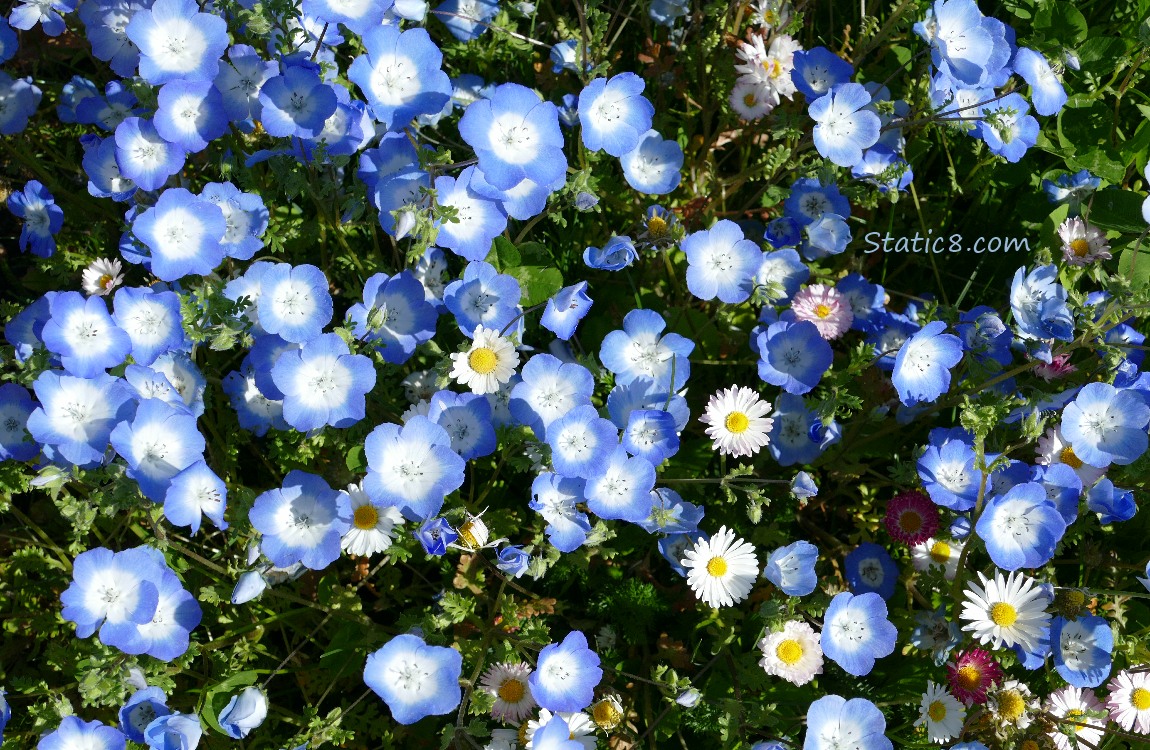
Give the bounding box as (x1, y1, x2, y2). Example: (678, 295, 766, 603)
(743, 92, 757, 107)
(458, 521, 481, 549)
(1064, 590, 1086, 608)
(899, 510, 923, 533)
(98, 273, 115, 288)
(1059, 446, 1083, 469)
(990, 602, 1018, 627)
(468, 347, 499, 375)
(814, 303, 832, 318)
(1020, 741, 1039, 750)
(592, 700, 623, 728)
(998, 690, 1025, 721)
(775, 639, 803, 665)
(725, 411, 750, 433)
(647, 215, 667, 236)
(706, 556, 728, 577)
(1066, 709, 1084, 720)
(929, 541, 952, 563)
(954, 665, 982, 691)
(1132, 687, 1150, 711)
(927, 700, 947, 722)
(497, 677, 525, 703)
(1070, 238, 1091, 257)
(352, 504, 379, 530)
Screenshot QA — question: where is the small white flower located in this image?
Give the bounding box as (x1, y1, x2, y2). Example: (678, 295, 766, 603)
(1057, 216, 1111, 267)
(479, 661, 537, 724)
(1035, 425, 1107, 486)
(698, 385, 773, 458)
(524, 709, 596, 749)
(450, 326, 520, 395)
(757, 620, 823, 686)
(959, 570, 1051, 653)
(81, 257, 124, 297)
(681, 526, 759, 608)
(909, 537, 963, 580)
(340, 483, 404, 557)
(1106, 668, 1150, 734)
(988, 679, 1036, 730)
(1046, 685, 1106, 750)
(914, 681, 965, 743)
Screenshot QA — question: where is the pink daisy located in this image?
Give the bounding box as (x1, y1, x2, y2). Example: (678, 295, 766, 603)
(1058, 217, 1111, 267)
(946, 648, 1004, 706)
(790, 283, 853, 340)
(883, 490, 939, 546)
(1106, 668, 1150, 734)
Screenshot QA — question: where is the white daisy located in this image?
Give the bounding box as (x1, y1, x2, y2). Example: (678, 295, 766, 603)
(1106, 668, 1150, 734)
(959, 569, 1051, 653)
(681, 526, 759, 608)
(698, 386, 773, 458)
(479, 661, 537, 724)
(757, 620, 823, 686)
(340, 483, 404, 557)
(910, 537, 963, 580)
(1035, 425, 1107, 486)
(1057, 216, 1111, 267)
(450, 326, 520, 395)
(81, 257, 124, 297)
(452, 511, 505, 551)
(914, 681, 965, 743)
(1047, 685, 1106, 750)
(730, 77, 778, 120)
(524, 709, 596, 749)
(590, 694, 624, 730)
(988, 679, 1036, 731)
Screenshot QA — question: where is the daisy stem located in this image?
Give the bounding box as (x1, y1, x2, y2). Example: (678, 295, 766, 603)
(948, 463, 988, 608)
(453, 579, 506, 748)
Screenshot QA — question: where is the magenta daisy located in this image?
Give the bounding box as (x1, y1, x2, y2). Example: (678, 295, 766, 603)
(883, 490, 939, 546)
(946, 648, 1004, 706)
(1033, 352, 1077, 381)
(790, 283, 853, 340)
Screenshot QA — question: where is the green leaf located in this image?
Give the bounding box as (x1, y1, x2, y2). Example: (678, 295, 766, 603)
(504, 265, 564, 307)
(1033, 2, 1088, 45)
(1118, 239, 1150, 289)
(345, 444, 364, 473)
(1090, 190, 1148, 234)
(201, 671, 260, 735)
(1068, 148, 1126, 185)
(1075, 37, 1129, 75)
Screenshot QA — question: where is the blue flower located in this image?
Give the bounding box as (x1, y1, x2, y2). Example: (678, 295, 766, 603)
(469, 166, 562, 221)
(851, 146, 912, 192)
(433, 166, 509, 261)
(622, 409, 679, 465)
(784, 178, 852, 226)
(435, 0, 498, 41)
(550, 39, 580, 73)
(891, 320, 964, 406)
(83, 135, 137, 201)
(364, 633, 462, 724)
(1061, 382, 1149, 467)
(620, 129, 683, 194)
(585, 446, 656, 522)
(790, 47, 854, 99)
(143, 713, 201, 750)
(803, 695, 892, 750)
(756, 320, 832, 395)
(271, 333, 377, 432)
(978, 93, 1039, 163)
(303, 0, 390, 34)
(791, 472, 819, 500)
(1086, 478, 1137, 524)
(636, 488, 703, 534)
(1051, 615, 1113, 688)
(0, 18, 14, 63)
(119, 687, 170, 743)
(541, 282, 593, 340)
(443, 260, 522, 337)
(763, 540, 818, 596)
(349, 25, 451, 130)
(600, 309, 693, 390)
(0, 383, 38, 462)
(112, 287, 186, 367)
(164, 460, 228, 534)
(132, 188, 227, 280)
(916, 428, 980, 511)
(427, 390, 496, 460)
(496, 546, 531, 577)
(38, 717, 126, 750)
(153, 80, 227, 153)
(222, 365, 287, 437)
(955, 305, 1012, 368)
(1042, 169, 1100, 208)
(530, 473, 592, 553)
(922, 0, 1010, 87)
(810, 83, 881, 168)
(532, 715, 586, 750)
(7, 180, 63, 257)
(976, 482, 1066, 570)
(213, 44, 276, 122)
(845, 542, 899, 600)
(584, 235, 638, 271)
(249, 470, 350, 570)
(547, 405, 619, 479)
(129, 550, 202, 661)
(821, 592, 898, 676)
(460, 82, 566, 190)
(217, 687, 268, 739)
(257, 263, 334, 344)
(801, 213, 851, 260)
(60, 546, 164, 653)
(578, 73, 654, 157)
(110, 399, 205, 502)
(41, 292, 132, 377)
(126, 0, 229, 84)
(1013, 47, 1067, 116)
(766, 393, 840, 466)
(363, 417, 465, 521)
(756, 248, 810, 303)
(27, 371, 135, 467)
(606, 376, 690, 432)
(1029, 463, 1081, 526)
(199, 182, 269, 260)
(0, 73, 40, 135)
(529, 631, 603, 712)
(8, 0, 75, 36)
(258, 62, 338, 139)
(910, 607, 961, 666)
(510, 354, 595, 441)
(682, 220, 762, 304)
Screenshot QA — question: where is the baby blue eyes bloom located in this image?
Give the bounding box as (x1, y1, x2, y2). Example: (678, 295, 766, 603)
(584, 235, 638, 271)
(249, 470, 351, 571)
(7, 180, 63, 257)
(348, 271, 438, 364)
(443, 260, 522, 337)
(112, 286, 186, 367)
(496, 545, 531, 577)
(0, 72, 41, 136)
(217, 687, 268, 739)
(27, 371, 136, 468)
(428, 390, 496, 460)
(1051, 615, 1113, 689)
(547, 404, 619, 480)
(433, 166, 509, 262)
(1013, 47, 1067, 116)
(200, 181, 269, 261)
(1060, 382, 1150, 467)
(976, 482, 1066, 570)
(584, 446, 656, 522)
(363, 416, 465, 521)
(682, 219, 763, 304)
(109, 398, 205, 502)
(42, 291, 132, 377)
(8, 0, 75, 36)
(60, 546, 165, 653)
(0, 383, 38, 462)
(804, 695, 892, 750)
(790, 47, 854, 100)
(1010, 264, 1074, 342)
(142, 713, 201, 750)
(529, 630, 603, 712)
(154, 80, 227, 153)
(916, 428, 979, 511)
(127, 0, 229, 85)
(363, 633, 462, 725)
(845, 542, 899, 601)
(541, 281, 593, 340)
(763, 540, 819, 596)
(756, 320, 832, 395)
(510, 353, 595, 441)
(891, 320, 964, 406)
(119, 687, 170, 743)
(622, 408, 680, 465)
(530, 472, 592, 553)
(821, 591, 898, 677)
(271, 333, 377, 432)
(349, 25, 451, 131)
(417, 516, 458, 556)
(578, 73, 655, 157)
(39, 717, 126, 750)
(257, 263, 334, 344)
(809, 83, 882, 168)
(459, 82, 566, 191)
(620, 129, 683, 195)
(1086, 478, 1136, 524)
(304, 0, 392, 35)
(164, 460, 229, 534)
(600, 308, 694, 391)
(132, 188, 227, 281)
(978, 92, 1039, 163)
(259, 63, 338, 140)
